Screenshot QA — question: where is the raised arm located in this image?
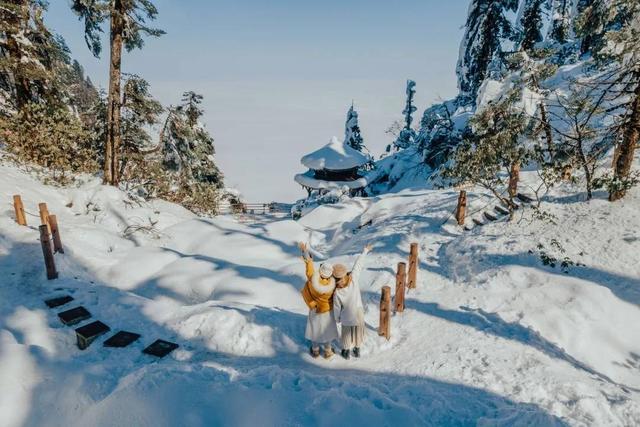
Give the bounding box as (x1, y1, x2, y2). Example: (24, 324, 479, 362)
(351, 244, 372, 284)
(299, 242, 314, 279)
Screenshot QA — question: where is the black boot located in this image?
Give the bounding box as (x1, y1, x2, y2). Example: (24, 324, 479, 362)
(352, 347, 360, 358)
(310, 346, 320, 358)
(341, 349, 350, 360)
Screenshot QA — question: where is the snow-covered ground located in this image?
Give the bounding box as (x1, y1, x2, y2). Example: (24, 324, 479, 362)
(1, 160, 639, 426)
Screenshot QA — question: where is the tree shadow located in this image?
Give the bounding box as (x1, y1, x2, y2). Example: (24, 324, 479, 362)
(0, 235, 568, 426)
(400, 298, 636, 392)
(447, 248, 640, 308)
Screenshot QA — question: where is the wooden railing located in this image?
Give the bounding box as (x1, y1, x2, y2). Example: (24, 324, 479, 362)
(218, 202, 292, 216)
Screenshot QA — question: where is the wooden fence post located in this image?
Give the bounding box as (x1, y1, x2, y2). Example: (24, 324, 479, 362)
(378, 286, 391, 340)
(48, 214, 64, 254)
(455, 190, 467, 226)
(394, 262, 406, 313)
(39, 225, 58, 280)
(38, 202, 50, 231)
(408, 243, 418, 289)
(13, 195, 27, 226)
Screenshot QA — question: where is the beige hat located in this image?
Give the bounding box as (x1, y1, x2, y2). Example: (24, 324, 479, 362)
(319, 263, 333, 278)
(332, 264, 348, 279)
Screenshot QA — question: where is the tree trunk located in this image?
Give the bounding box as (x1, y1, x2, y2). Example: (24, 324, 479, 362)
(508, 161, 520, 220)
(539, 101, 554, 160)
(610, 77, 640, 202)
(105, 0, 124, 186)
(576, 137, 593, 200)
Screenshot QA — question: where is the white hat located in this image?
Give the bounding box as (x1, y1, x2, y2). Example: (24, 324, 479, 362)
(319, 263, 333, 278)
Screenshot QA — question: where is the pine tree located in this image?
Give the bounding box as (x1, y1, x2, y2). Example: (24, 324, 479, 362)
(520, 0, 549, 52)
(72, 0, 164, 186)
(119, 75, 163, 178)
(575, 0, 611, 55)
(457, 0, 519, 103)
(344, 104, 365, 152)
(0, 0, 74, 112)
(597, 0, 640, 201)
(394, 80, 417, 150)
(442, 89, 531, 218)
(550, 0, 572, 43)
(162, 92, 223, 188)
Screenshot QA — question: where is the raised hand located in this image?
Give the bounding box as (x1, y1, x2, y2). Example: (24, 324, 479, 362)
(364, 243, 373, 254)
(298, 242, 308, 253)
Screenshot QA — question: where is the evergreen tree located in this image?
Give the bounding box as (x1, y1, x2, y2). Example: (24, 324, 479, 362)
(162, 92, 223, 188)
(0, 0, 74, 112)
(394, 80, 417, 150)
(457, 0, 519, 103)
(575, 0, 611, 55)
(550, 0, 572, 43)
(119, 75, 163, 178)
(72, 0, 164, 186)
(344, 104, 365, 152)
(181, 91, 204, 128)
(596, 0, 640, 201)
(442, 89, 531, 218)
(520, 0, 550, 52)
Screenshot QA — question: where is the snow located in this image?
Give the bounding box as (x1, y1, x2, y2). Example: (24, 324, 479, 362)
(1, 157, 640, 426)
(301, 136, 370, 171)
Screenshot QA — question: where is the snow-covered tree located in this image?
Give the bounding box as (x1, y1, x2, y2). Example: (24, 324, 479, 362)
(72, 0, 164, 185)
(394, 80, 417, 150)
(344, 104, 365, 152)
(119, 75, 163, 178)
(591, 0, 640, 201)
(457, 0, 519, 103)
(0, 0, 75, 112)
(443, 89, 532, 219)
(550, 0, 572, 43)
(162, 92, 223, 188)
(520, 0, 551, 52)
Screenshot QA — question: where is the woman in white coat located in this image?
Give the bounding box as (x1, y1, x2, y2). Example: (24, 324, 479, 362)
(332, 243, 371, 359)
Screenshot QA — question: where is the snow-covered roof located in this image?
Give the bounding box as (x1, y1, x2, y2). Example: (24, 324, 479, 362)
(294, 170, 368, 190)
(301, 136, 369, 171)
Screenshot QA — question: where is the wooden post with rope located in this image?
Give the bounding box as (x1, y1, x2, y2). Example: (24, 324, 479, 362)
(48, 214, 64, 254)
(38, 202, 50, 232)
(394, 262, 406, 313)
(455, 190, 467, 226)
(408, 243, 418, 289)
(13, 195, 27, 226)
(39, 224, 58, 280)
(378, 286, 391, 340)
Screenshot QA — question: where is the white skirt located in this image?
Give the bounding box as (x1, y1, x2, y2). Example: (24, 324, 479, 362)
(305, 310, 339, 343)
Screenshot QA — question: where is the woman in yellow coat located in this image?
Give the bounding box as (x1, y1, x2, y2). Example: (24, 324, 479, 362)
(299, 242, 339, 359)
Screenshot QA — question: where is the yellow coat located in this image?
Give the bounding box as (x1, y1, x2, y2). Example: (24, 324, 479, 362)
(301, 258, 335, 314)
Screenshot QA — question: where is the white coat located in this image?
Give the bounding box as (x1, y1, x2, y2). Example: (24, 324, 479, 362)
(333, 250, 367, 327)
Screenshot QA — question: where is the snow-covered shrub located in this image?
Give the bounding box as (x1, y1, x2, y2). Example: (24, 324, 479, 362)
(0, 102, 99, 183)
(292, 187, 349, 219)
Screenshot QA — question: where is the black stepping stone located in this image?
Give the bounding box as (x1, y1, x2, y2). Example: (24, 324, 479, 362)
(58, 306, 91, 326)
(495, 205, 509, 216)
(45, 295, 74, 308)
(484, 212, 498, 222)
(75, 320, 110, 350)
(517, 193, 534, 203)
(104, 331, 141, 348)
(142, 339, 179, 358)
(472, 218, 484, 226)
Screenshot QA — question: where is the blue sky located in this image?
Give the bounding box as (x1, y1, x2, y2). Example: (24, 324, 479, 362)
(45, 0, 469, 202)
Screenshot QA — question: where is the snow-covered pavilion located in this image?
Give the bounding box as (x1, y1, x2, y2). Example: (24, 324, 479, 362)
(294, 136, 370, 197)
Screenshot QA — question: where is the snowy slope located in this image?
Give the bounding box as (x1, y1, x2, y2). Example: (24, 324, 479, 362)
(1, 160, 640, 426)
